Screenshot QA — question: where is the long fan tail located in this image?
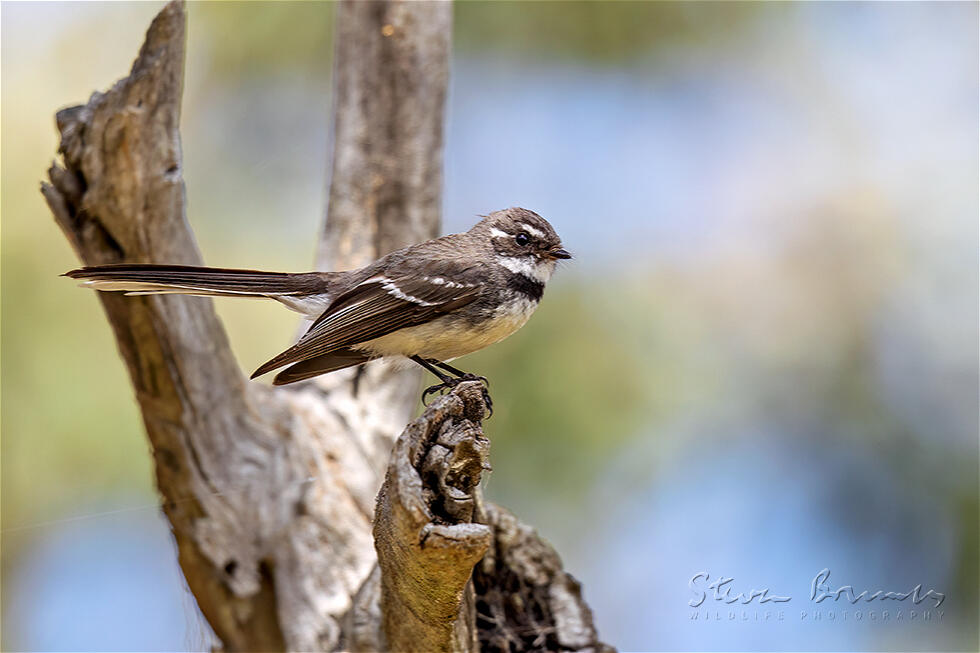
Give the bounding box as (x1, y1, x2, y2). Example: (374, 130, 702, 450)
(68, 263, 360, 383)
(65, 264, 332, 301)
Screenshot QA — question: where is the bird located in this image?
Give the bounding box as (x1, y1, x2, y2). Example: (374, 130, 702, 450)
(65, 207, 571, 412)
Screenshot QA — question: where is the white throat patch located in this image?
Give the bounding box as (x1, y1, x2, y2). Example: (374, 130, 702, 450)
(496, 255, 555, 283)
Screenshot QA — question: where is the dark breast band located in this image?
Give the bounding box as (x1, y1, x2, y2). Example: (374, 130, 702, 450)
(506, 273, 544, 302)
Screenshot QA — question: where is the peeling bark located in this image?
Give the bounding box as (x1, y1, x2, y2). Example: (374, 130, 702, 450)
(43, 1, 610, 651)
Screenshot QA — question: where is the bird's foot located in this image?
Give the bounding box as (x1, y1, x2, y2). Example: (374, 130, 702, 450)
(421, 375, 493, 418)
(458, 372, 490, 390)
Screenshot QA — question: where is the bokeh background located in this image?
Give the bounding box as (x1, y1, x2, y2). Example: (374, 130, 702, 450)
(2, 2, 977, 651)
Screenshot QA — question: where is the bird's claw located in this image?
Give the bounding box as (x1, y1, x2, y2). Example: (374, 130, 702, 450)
(421, 381, 450, 404)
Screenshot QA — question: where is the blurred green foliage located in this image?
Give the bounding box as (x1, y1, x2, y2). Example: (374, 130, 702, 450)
(184, 1, 771, 82)
(191, 2, 333, 77)
(455, 0, 769, 62)
(468, 281, 646, 504)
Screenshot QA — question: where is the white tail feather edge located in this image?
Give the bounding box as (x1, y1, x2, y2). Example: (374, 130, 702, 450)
(80, 280, 330, 317)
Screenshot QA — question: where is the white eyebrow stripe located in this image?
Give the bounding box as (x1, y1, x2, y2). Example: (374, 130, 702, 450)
(489, 227, 512, 239)
(519, 223, 546, 238)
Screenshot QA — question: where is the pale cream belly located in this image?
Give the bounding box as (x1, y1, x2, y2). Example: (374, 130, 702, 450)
(353, 298, 538, 362)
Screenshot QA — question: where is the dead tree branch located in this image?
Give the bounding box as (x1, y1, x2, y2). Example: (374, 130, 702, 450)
(373, 382, 493, 652)
(43, 1, 610, 651)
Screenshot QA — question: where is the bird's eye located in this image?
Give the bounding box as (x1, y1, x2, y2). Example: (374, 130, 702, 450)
(515, 233, 530, 247)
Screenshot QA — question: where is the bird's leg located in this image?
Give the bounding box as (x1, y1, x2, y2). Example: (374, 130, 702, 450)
(432, 360, 489, 389)
(411, 355, 454, 393)
(411, 355, 457, 404)
(410, 356, 493, 417)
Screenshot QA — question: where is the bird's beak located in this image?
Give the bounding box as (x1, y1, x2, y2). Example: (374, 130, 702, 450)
(547, 247, 572, 260)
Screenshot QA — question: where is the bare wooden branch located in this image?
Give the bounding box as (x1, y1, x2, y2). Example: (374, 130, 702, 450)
(44, 1, 611, 651)
(317, 0, 450, 272)
(355, 381, 611, 653)
(301, 0, 456, 512)
(43, 2, 384, 649)
(44, 3, 288, 649)
(374, 382, 493, 652)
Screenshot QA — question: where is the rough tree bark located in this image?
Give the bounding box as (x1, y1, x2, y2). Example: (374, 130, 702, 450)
(42, 2, 609, 651)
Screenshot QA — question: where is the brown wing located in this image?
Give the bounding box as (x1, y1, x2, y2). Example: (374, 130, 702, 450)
(271, 348, 372, 385)
(251, 272, 480, 379)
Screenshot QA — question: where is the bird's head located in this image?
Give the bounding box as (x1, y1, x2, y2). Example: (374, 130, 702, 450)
(473, 208, 571, 283)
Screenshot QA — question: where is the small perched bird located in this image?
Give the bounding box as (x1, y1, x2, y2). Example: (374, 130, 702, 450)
(66, 207, 570, 408)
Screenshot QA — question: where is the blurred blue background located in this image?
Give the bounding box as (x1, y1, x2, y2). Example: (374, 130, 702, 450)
(2, 2, 977, 651)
